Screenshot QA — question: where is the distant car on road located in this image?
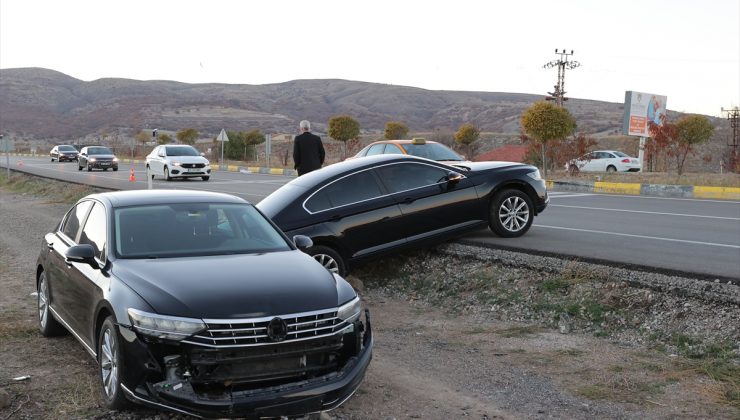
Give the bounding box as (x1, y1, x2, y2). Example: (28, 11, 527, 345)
(77, 146, 118, 171)
(35, 189, 372, 418)
(146, 144, 211, 181)
(258, 154, 548, 276)
(351, 138, 470, 166)
(50, 145, 79, 162)
(566, 150, 641, 173)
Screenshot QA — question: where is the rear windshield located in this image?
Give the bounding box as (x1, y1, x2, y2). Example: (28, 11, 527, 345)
(115, 203, 291, 258)
(403, 143, 464, 161)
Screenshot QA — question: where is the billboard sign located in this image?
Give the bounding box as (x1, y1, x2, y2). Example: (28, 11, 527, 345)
(622, 91, 667, 137)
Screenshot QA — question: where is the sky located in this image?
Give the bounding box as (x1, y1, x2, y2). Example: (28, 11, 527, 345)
(1, 0, 738, 117)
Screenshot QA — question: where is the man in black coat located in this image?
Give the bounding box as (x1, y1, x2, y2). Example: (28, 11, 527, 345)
(293, 120, 325, 176)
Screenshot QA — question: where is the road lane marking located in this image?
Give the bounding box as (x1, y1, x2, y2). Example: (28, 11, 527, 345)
(549, 204, 740, 220)
(548, 193, 592, 198)
(534, 224, 740, 249)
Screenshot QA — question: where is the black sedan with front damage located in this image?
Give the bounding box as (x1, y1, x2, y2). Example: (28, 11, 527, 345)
(258, 154, 548, 276)
(35, 190, 372, 418)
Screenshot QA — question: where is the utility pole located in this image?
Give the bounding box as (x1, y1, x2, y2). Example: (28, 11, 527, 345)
(721, 106, 739, 172)
(543, 49, 580, 107)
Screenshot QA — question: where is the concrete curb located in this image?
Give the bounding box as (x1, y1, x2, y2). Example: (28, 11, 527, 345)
(546, 180, 740, 200)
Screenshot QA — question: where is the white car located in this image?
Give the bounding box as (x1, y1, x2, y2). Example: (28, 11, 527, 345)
(146, 145, 212, 181)
(566, 150, 642, 173)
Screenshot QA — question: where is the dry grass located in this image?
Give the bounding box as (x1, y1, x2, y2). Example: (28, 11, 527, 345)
(552, 170, 740, 187)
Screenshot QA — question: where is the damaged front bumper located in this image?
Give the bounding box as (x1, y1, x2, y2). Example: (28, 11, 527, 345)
(120, 310, 373, 419)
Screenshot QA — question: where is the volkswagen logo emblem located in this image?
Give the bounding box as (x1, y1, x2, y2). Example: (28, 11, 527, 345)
(266, 317, 288, 342)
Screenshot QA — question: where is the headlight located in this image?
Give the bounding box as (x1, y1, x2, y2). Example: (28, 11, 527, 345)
(337, 297, 362, 323)
(526, 170, 542, 181)
(89, 158, 97, 162)
(112, 158, 119, 162)
(127, 308, 205, 341)
(204, 160, 210, 165)
(172, 161, 182, 166)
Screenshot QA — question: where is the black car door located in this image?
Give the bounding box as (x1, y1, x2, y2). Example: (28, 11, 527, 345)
(46, 200, 93, 331)
(374, 162, 482, 243)
(304, 168, 405, 259)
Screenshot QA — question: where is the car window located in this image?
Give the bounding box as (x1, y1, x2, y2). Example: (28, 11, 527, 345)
(61, 201, 93, 242)
(305, 170, 383, 212)
(115, 203, 290, 258)
(365, 144, 386, 156)
(403, 143, 463, 161)
(612, 151, 628, 157)
(376, 162, 448, 193)
(79, 202, 107, 261)
(383, 145, 404, 155)
(88, 147, 112, 155)
(165, 146, 199, 156)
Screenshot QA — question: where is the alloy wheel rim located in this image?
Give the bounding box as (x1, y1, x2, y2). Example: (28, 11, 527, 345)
(38, 277, 48, 327)
(498, 196, 529, 232)
(313, 254, 339, 273)
(100, 329, 118, 397)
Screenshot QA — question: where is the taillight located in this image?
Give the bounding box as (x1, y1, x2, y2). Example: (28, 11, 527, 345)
(621, 159, 630, 163)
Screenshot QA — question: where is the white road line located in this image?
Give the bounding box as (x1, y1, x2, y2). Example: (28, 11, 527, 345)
(548, 193, 592, 198)
(549, 204, 740, 220)
(534, 224, 740, 249)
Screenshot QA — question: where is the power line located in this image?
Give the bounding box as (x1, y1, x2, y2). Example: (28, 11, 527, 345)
(721, 106, 739, 172)
(543, 49, 580, 107)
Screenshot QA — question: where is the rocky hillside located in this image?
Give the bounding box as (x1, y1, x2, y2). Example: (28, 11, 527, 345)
(1, 67, 635, 139)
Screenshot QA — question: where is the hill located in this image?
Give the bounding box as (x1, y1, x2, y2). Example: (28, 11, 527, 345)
(1, 67, 631, 139)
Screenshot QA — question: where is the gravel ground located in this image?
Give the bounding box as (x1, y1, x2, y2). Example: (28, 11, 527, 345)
(1, 179, 738, 419)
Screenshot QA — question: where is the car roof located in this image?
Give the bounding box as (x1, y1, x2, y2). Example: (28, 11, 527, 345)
(369, 139, 440, 145)
(82, 189, 249, 208)
(290, 154, 450, 187)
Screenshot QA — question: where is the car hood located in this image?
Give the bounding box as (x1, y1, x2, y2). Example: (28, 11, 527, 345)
(463, 161, 524, 171)
(88, 154, 116, 159)
(113, 251, 348, 319)
(166, 156, 209, 164)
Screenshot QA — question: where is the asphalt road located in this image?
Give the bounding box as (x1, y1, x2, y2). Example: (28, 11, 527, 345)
(3, 156, 739, 280)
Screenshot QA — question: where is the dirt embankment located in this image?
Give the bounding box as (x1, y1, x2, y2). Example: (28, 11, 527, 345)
(1, 177, 738, 419)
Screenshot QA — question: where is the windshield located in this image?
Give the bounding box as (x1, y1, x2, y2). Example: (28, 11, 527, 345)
(88, 147, 113, 155)
(115, 203, 291, 258)
(165, 146, 200, 156)
(59, 145, 77, 152)
(403, 143, 464, 161)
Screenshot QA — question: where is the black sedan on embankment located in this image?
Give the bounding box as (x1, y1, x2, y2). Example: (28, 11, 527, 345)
(257, 154, 548, 276)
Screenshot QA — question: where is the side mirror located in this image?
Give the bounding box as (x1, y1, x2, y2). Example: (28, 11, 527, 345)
(65, 244, 99, 269)
(446, 171, 463, 188)
(158, 151, 166, 157)
(293, 235, 313, 250)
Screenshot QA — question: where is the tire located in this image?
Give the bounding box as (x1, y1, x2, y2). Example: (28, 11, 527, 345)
(606, 165, 617, 173)
(78, 163, 83, 171)
(113, 167, 118, 172)
(103, 168, 108, 171)
(37, 271, 66, 337)
(489, 189, 534, 238)
(87, 163, 92, 172)
(51, 157, 55, 162)
(98, 316, 129, 410)
(164, 166, 172, 181)
(307, 245, 346, 276)
(202, 176, 210, 181)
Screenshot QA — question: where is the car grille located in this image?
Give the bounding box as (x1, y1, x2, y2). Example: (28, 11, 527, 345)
(181, 163, 206, 168)
(183, 308, 351, 348)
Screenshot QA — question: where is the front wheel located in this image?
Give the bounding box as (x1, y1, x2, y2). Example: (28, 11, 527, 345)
(87, 163, 92, 172)
(164, 166, 172, 181)
(606, 165, 617, 173)
(78, 164, 83, 171)
(98, 316, 129, 410)
(306, 245, 346, 276)
(489, 189, 534, 238)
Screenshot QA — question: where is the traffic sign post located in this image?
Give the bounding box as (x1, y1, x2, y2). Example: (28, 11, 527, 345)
(216, 129, 229, 170)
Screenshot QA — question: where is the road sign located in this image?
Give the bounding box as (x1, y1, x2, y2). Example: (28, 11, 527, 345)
(217, 129, 229, 142)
